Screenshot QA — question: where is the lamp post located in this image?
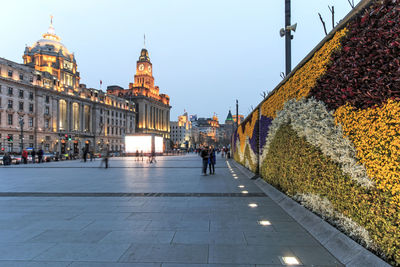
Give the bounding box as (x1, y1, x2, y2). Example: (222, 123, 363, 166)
(19, 117, 24, 153)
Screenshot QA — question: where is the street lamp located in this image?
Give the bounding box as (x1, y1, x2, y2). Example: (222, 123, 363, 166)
(19, 117, 24, 153)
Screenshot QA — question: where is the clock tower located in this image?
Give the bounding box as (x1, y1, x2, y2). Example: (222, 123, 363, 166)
(133, 48, 154, 89)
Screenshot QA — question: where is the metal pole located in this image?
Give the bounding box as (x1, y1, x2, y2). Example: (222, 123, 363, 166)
(285, 0, 291, 76)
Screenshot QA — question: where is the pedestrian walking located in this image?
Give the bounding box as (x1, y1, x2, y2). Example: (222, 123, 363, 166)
(208, 146, 216, 174)
(37, 149, 43, 163)
(22, 149, 28, 164)
(83, 146, 88, 162)
(100, 146, 110, 168)
(200, 146, 209, 176)
(31, 148, 36, 164)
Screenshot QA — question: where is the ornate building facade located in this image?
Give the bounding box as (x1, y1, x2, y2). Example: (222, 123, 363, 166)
(0, 20, 135, 155)
(107, 48, 171, 141)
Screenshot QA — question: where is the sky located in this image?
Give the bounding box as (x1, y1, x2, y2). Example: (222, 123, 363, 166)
(0, 0, 360, 121)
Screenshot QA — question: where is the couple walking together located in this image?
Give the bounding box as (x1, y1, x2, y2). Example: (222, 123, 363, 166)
(200, 146, 216, 175)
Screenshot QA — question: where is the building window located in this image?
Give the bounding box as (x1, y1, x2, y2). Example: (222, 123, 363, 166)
(59, 100, 67, 130)
(29, 92, 34, 100)
(19, 90, 24, 98)
(29, 76, 33, 83)
(8, 100, 13, 109)
(8, 87, 13, 96)
(45, 106, 50, 115)
(45, 119, 49, 128)
(19, 74, 24, 80)
(72, 103, 80, 131)
(100, 109, 103, 114)
(0, 97, 2, 108)
(0, 85, 2, 93)
(29, 143, 33, 148)
(28, 117, 33, 127)
(45, 95, 50, 103)
(8, 70, 13, 77)
(8, 114, 13, 125)
(29, 103, 34, 112)
(29, 135, 34, 140)
(19, 101, 24, 111)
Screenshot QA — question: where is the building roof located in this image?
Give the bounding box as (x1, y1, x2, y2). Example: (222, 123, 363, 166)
(226, 110, 233, 121)
(138, 48, 150, 62)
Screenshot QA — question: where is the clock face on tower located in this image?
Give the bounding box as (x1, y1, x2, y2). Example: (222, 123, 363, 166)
(139, 64, 144, 71)
(148, 66, 152, 72)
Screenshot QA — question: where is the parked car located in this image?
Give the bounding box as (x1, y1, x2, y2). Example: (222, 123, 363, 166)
(43, 153, 56, 162)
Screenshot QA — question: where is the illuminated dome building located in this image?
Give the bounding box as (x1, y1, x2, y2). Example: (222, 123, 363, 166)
(0, 18, 135, 155)
(23, 18, 80, 91)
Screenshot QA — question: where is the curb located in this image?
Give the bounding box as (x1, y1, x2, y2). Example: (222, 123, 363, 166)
(230, 159, 390, 267)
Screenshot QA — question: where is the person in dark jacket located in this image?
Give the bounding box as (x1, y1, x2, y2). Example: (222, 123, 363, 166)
(31, 149, 36, 164)
(208, 146, 216, 174)
(37, 149, 43, 163)
(200, 147, 209, 176)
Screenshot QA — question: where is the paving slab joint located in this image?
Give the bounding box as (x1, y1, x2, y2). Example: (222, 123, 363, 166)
(230, 159, 391, 267)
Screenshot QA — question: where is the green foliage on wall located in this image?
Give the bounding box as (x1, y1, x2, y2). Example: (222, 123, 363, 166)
(261, 124, 400, 265)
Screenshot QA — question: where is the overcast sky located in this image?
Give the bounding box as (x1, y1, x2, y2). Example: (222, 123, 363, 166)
(0, 0, 360, 121)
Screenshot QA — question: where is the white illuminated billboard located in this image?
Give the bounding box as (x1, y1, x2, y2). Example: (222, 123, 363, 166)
(125, 135, 152, 153)
(125, 135, 164, 154)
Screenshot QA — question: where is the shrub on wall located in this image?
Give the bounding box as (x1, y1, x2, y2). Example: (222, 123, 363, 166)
(262, 124, 399, 264)
(311, 0, 400, 110)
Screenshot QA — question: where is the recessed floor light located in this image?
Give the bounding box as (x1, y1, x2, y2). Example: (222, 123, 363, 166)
(280, 256, 301, 265)
(241, 190, 248, 194)
(248, 203, 258, 208)
(258, 220, 271, 226)
(238, 185, 245, 188)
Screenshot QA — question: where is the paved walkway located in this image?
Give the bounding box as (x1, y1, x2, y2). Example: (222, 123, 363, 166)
(0, 154, 342, 266)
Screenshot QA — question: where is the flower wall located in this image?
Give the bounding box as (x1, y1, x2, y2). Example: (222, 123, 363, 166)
(232, 0, 400, 265)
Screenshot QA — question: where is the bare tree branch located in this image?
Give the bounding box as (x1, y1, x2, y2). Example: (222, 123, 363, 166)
(347, 0, 355, 8)
(318, 13, 328, 35)
(328, 5, 335, 29)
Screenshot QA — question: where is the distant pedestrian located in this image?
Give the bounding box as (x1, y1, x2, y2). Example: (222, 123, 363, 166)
(140, 150, 144, 161)
(136, 150, 139, 161)
(90, 148, 94, 161)
(200, 147, 209, 175)
(31, 149, 36, 164)
(208, 146, 216, 175)
(100, 146, 110, 168)
(22, 150, 28, 164)
(83, 146, 88, 162)
(37, 149, 44, 163)
(3, 153, 11, 165)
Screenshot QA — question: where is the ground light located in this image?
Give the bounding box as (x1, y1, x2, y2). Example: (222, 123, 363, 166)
(238, 185, 245, 188)
(248, 203, 258, 208)
(280, 256, 301, 265)
(258, 220, 271, 226)
(241, 190, 248, 194)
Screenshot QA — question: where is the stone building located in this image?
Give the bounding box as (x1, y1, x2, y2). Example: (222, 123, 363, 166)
(0, 20, 135, 155)
(107, 47, 171, 144)
(191, 115, 220, 146)
(170, 112, 192, 149)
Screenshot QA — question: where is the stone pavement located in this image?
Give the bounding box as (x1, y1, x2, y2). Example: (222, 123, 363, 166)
(0, 154, 343, 266)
